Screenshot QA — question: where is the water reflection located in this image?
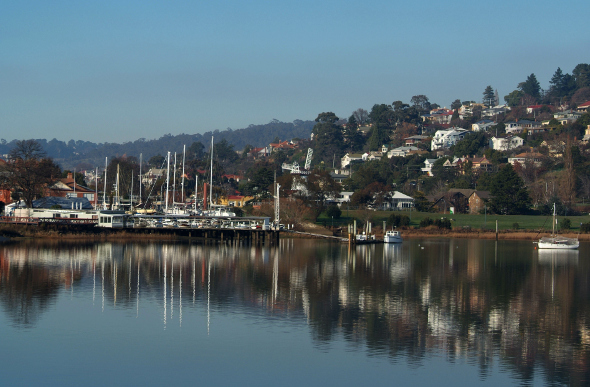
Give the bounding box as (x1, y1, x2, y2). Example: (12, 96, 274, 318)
(0, 239, 589, 385)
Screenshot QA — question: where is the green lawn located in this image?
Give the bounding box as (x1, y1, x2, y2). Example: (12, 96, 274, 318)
(316, 209, 590, 231)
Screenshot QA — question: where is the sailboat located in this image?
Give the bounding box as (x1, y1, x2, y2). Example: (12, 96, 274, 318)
(538, 204, 579, 250)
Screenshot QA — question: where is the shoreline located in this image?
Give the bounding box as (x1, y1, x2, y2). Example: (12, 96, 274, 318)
(0, 223, 585, 242)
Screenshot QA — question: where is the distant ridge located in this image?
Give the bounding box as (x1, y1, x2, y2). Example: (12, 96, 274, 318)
(0, 119, 314, 169)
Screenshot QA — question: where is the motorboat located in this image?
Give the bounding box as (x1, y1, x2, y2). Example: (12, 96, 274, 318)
(384, 230, 403, 243)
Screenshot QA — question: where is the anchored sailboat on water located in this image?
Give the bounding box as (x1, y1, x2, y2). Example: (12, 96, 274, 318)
(538, 203, 579, 250)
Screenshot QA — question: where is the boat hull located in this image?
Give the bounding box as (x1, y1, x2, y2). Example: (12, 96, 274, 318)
(538, 240, 579, 249)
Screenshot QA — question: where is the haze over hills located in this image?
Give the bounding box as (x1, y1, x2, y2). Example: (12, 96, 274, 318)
(0, 119, 315, 170)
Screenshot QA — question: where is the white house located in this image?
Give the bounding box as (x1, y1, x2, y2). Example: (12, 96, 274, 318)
(489, 136, 523, 151)
(471, 119, 495, 132)
(431, 128, 469, 150)
(387, 146, 420, 158)
(505, 120, 542, 134)
(377, 191, 415, 210)
(341, 153, 363, 168)
(421, 158, 438, 176)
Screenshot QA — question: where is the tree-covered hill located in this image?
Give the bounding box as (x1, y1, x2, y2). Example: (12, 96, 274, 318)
(0, 119, 314, 169)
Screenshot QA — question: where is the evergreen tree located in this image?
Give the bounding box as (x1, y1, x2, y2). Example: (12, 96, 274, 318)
(518, 73, 541, 101)
(490, 164, 531, 215)
(482, 85, 495, 107)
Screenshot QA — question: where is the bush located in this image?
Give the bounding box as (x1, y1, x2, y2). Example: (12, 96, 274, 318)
(512, 222, 519, 230)
(581, 223, 590, 233)
(388, 213, 410, 227)
(325, 205, 342, 219)
(419, 217, 433, 228)
(434, 218, 452, 229)
(560, 218, 571, 230)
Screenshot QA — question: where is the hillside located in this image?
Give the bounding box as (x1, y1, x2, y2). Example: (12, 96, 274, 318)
(0, 119, 314, 169)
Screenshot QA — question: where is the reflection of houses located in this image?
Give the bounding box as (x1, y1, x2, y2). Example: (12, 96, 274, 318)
(489, 135, 523, 151)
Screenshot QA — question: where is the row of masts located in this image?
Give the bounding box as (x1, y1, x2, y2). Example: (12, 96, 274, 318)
(99, 137, 215, 212)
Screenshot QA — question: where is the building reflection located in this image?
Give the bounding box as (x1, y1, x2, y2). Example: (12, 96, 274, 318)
(0, 238, 589, 384)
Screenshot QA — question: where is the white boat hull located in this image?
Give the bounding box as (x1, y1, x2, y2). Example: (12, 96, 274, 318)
(538, 242, 579, 250)
(384, 231, 403, 243)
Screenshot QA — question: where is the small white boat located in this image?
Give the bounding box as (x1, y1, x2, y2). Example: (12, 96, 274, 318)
(384, 230, 403, 243)
(538, 204, 579, 250)
(538, 236, 579, 249)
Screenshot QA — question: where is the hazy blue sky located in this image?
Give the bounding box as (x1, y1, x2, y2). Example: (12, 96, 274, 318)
(1, 0, 588, 143)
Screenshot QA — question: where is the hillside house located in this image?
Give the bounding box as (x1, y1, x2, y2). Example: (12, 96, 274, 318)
(431, 128, 469, 150)
(508, 152, 544, 167)
(341, 153, 364, 168)
(576, 101, 590, 113)
(489, 135, 524, 151)
(472, 119, 495, 132)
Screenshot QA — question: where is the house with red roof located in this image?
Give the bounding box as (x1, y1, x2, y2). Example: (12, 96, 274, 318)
(46, 173, 96, 203)
(576, 101, 590, 113)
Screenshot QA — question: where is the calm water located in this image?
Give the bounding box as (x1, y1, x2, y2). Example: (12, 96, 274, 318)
(0, 238, 588, 386)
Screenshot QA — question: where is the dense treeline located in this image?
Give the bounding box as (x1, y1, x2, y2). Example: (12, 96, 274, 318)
(0, 119, 315, 170)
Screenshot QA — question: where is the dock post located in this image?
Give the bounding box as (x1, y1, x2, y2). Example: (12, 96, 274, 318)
(495, 220, 498, 241)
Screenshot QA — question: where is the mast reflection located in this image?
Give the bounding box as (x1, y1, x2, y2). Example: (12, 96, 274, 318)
(0, 239, 589, 385)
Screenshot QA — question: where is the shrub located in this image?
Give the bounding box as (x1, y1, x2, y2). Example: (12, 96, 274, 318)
(419, 217, 433, 228)
(326, 205, 342, 219)
(512, 222, 519, 230)
(581, 223, 590, 233)
(388, 213, 411, 227)
(560, 218, 571, 230)
(434, 218, 452, 229)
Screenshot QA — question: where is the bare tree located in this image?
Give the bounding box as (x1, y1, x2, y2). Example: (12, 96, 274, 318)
(1, 140, 61, 207)
(352, 108, 369, 126)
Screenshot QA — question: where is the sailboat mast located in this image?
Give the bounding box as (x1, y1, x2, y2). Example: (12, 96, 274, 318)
(130, 172, 133, 210)
(165, 152, 170, 213)
(210, 136, 213, 208)
(139, 153, 142, 208)
(103, 157, 108, 209)
(173, 152, 177, 207)
(182, 145, 186, 206)
(116, 164, 120, 209)
(195, 175, 198, 213)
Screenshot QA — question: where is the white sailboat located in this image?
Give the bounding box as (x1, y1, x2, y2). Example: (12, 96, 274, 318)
(538, 204, 579, 250)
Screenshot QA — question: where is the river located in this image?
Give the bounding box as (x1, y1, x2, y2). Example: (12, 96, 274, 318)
(0, 238, 588, 386)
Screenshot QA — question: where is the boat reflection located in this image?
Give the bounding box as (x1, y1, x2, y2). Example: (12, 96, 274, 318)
(0, 239, 589, 385)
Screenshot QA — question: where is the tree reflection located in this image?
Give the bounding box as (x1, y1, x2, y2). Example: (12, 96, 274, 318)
(0, 239, 589, 384)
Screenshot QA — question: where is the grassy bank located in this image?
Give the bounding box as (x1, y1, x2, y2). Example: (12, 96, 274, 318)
(316, 209, 590, 232)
